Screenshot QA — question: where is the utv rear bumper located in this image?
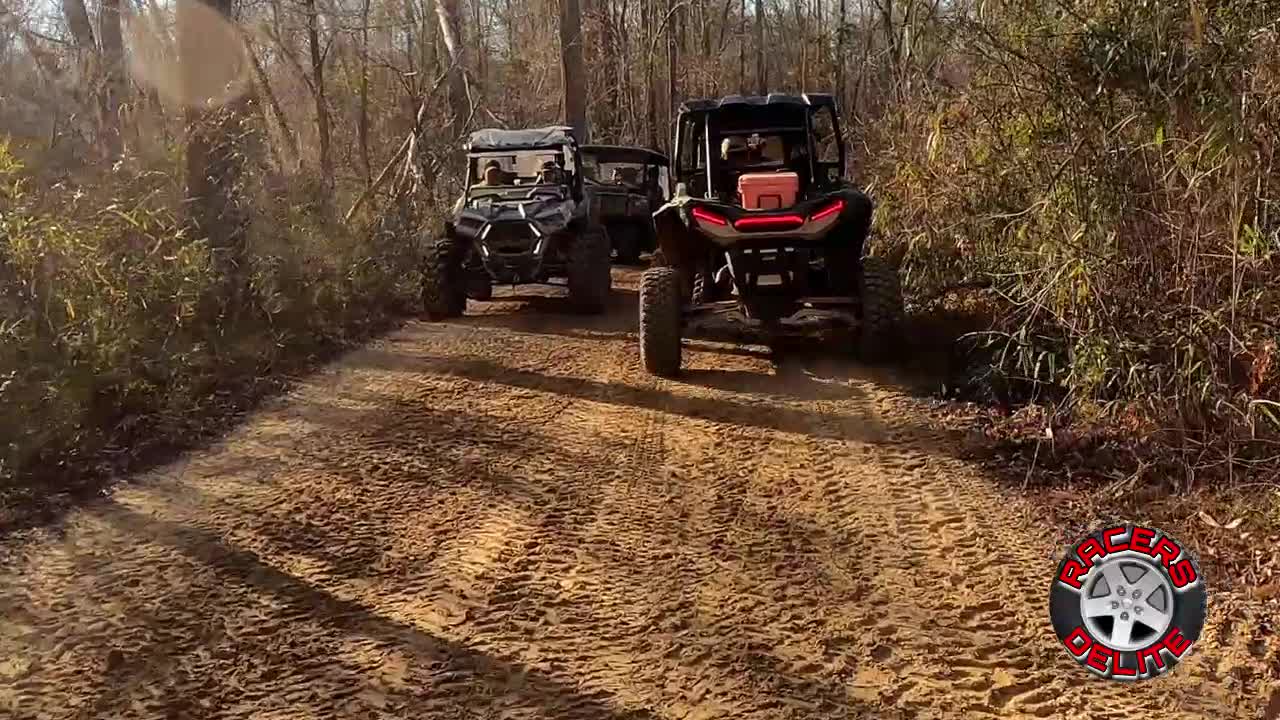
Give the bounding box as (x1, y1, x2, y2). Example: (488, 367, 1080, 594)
(684, 299, 857, 343)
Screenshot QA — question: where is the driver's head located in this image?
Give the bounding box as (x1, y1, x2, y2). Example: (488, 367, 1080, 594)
(722, 137, 760, 167)
(539, 160, 563, 184)
(483, 159, 503, 185)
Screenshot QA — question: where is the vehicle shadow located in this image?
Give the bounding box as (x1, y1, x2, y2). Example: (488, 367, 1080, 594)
(674, 362, 858, 404)
(63, 435, 887, 719)
(454, 285, 639, 337)
(88, 501, 659, 720)
(353, 347, 927, 448)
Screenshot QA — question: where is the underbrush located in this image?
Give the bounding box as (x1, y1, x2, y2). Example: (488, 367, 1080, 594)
(0, 139, 423, 529)
(863, 0, 1280, 493)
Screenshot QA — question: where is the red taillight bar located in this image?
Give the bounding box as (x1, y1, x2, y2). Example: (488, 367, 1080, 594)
(733, 214, 806, 231)
(691, 206, 729, 226)
(809, 199, 845, 223)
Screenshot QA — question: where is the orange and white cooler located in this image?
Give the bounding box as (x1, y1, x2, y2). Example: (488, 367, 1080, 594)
(737, 172, 799, 210)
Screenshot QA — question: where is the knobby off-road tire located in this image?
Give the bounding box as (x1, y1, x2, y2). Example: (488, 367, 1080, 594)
(640, 267, 683, 376)
(857, 256, 906, 362)
(421, 237, 466, 320)
(568, 228, 612, 313)
(649, 247, 703, 305)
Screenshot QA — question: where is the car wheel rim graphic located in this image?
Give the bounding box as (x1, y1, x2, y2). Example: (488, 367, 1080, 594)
(1079, 556, 1174, 652)
(1049, 524, 1208, 681)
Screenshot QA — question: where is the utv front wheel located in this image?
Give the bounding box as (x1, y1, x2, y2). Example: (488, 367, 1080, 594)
(421, 237, 466, 320)
(857, 256, 906, 362)
(639, 267, 683, 376)
(569, 228, 612, 313)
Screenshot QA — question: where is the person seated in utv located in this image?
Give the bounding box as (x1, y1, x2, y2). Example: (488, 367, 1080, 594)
(477, 159, 507, 186)
(536, 160, 565, 185)
(720, 137, 762, 202)
(612, 167, 640, 187)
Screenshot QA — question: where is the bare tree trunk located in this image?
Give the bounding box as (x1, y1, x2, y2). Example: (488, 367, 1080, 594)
(246, 41, 299, 168)
(877, 0, 899, 98)
(472, 0, 487, 92)
(700, 0, 711, 94)
(754, 0, 764, 94)
(61, 0, 98, 144)
(795, 0, 806, 91)
(359, 0, 372, 185)
(837, 0, 846, 108)
(406, 0, 417, 94)
(619, 0, 632, 139)
(666, 0, 676, 139)
(645, 0, 657, 147)
(180, 0, 247, 299)
(98, 0, 124, 158)
(738, 0, 745, 93)
(560, 0, 588, 141)
(304, 0, 333, 190)
(62, 0, 96, 49)
(435, 0, 469, 139)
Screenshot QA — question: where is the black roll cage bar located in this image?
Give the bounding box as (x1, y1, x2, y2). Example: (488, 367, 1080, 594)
(672, 94, 846, 200)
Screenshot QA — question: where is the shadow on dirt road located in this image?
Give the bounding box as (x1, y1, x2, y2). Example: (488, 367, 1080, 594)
(2, 267, 1266, 720)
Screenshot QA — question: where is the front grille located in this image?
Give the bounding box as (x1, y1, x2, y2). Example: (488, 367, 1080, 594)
(486, 223, 535, 254)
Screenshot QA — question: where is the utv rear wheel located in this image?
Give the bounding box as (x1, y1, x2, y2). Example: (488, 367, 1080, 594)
(421, 237, 466, 320)
(640, 267, 683, 376)
(857, 256, 906, 362)
(569, 228, 612, 313)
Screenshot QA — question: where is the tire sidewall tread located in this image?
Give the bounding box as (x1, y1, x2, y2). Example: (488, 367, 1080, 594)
(640, 267, 683, 376)
(421, 237, 466, 320)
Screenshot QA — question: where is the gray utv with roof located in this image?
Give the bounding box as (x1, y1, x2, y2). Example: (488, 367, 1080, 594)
(421, 126, 612, 319)
(580, 145, 670, 265)
(639, 93, 905, 376)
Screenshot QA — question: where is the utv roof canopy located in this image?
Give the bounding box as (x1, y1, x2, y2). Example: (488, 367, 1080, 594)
(580, 145, 670, 166)
(467, 126, 578, 152)
(678, 93, 836, 113)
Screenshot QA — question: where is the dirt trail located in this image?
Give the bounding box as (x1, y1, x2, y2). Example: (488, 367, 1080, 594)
(0, 268, 1270, 719)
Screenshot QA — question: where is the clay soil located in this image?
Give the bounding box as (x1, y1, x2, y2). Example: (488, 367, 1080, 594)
(1, 268, 1275, 719)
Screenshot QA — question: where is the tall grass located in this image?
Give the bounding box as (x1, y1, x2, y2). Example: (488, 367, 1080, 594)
(860, 1, 1280, 487)
(0, 134, 423, 506)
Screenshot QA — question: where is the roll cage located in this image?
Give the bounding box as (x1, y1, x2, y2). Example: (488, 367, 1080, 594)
(671, 93, 847, 203)
(463, 126, 586, 201)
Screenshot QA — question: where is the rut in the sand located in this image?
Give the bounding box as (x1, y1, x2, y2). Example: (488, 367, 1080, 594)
(0, 268, 1268, 719)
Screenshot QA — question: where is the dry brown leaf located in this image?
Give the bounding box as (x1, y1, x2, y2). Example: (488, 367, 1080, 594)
(1251, 583, 1280, 601)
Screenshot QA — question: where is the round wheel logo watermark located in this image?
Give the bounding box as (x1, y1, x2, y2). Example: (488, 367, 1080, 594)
(1049, 524, 1207, 681)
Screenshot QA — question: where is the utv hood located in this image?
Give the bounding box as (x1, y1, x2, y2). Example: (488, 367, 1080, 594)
(455, 195, 578, 240)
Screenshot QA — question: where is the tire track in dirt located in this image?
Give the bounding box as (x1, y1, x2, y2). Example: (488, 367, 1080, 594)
(0, 268, 1272, 720)
(783, 356, 1258, 719)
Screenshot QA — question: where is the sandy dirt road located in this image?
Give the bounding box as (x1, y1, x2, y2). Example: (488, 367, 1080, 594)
(0, 268, 1271, 719)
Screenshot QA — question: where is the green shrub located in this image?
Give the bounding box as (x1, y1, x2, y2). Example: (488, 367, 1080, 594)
(859, 0, 1280, 480)
(0, 138, 421, 494)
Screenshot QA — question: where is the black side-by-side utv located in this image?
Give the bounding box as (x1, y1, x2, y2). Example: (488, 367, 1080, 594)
(421, 126, 612, 319)
(580, 145, 670, 265)
(639, 93, 905, 376)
